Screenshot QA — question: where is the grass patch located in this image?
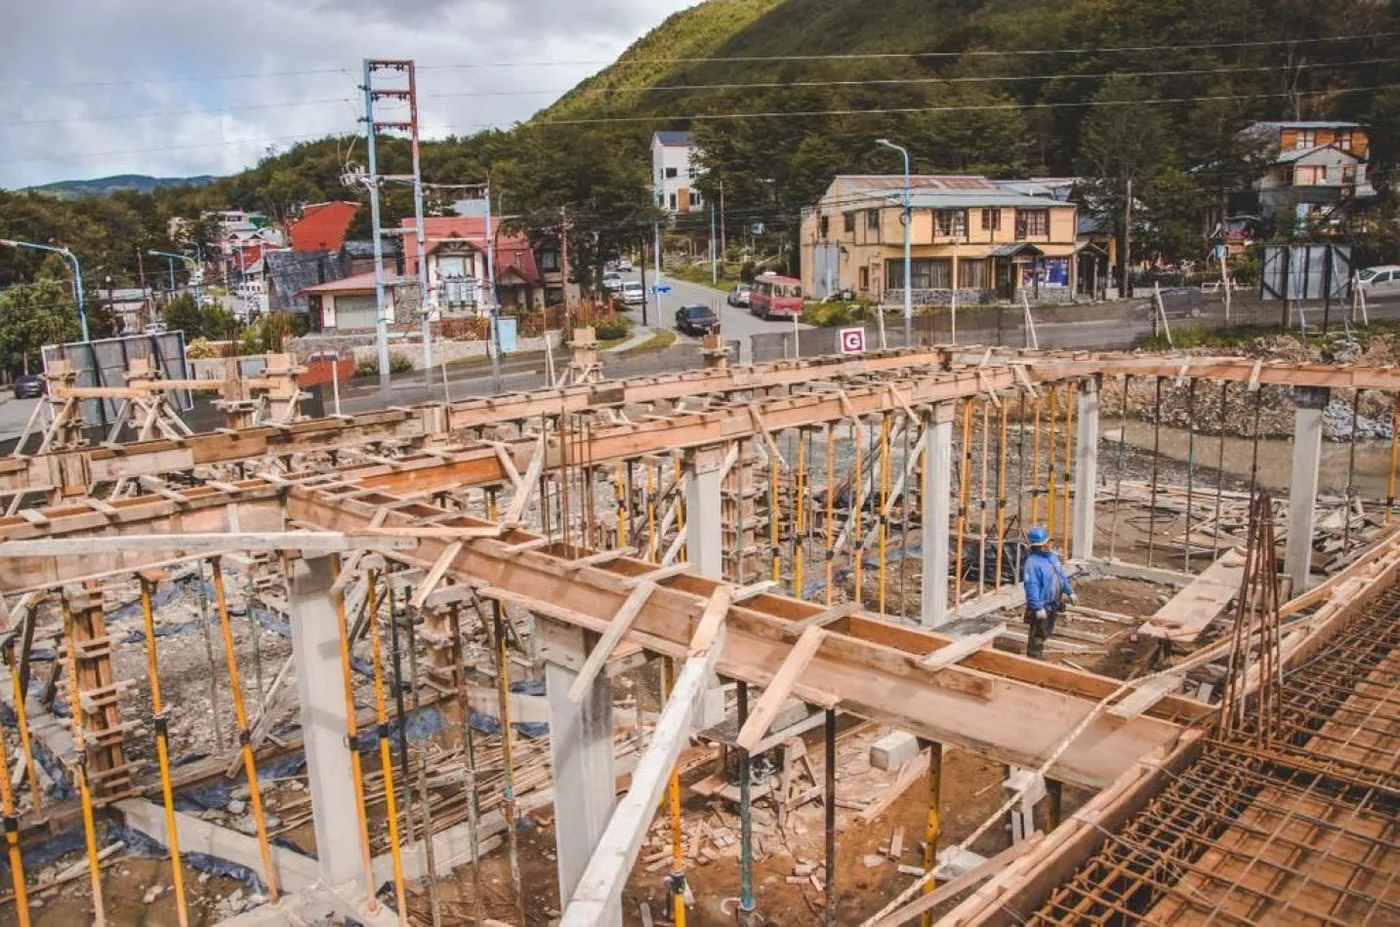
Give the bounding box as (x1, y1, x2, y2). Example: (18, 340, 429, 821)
(668, 265, 740, 290)
(628, 329, 678, 352)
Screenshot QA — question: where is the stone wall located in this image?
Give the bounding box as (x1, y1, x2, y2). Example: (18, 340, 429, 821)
(288, 331, 563, 371)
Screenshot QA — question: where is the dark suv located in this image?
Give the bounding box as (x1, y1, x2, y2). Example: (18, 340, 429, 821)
(13, 375, 44, 399)
(674, 304, 719, 336)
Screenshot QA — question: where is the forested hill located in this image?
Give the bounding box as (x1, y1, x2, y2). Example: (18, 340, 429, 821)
(2, 0, 1398, 295)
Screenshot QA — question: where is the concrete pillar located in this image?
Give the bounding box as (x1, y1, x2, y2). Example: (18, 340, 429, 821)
(1285, 387, 1329, 590)
(684, 445, 725, 578)
(921, 404, 955, 627)
(288, 555, 361, 885)
(539, 620, 621, 926)
(1071, 379, 1100, 561)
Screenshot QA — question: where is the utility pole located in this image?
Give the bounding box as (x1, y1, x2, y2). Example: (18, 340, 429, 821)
(640, 238, 650, 328)
(485, 182, 501, 393)
(653, 184, 665, 321)
(710, 202, 718, 286)
(405, 61, 433, 399)
(361, 59, 392, 393)
(876, 138, 911, 348)
(560, 207, 571, 324)
(1123, 177, 1133, 299)
(719, 180, 727, 261)
(3, 239, 89, 341)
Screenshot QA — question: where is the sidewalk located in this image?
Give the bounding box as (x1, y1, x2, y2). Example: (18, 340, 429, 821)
(606, 325, 656, 353)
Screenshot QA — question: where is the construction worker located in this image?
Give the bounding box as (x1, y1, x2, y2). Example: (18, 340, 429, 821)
(1023, 525, 1075, 659)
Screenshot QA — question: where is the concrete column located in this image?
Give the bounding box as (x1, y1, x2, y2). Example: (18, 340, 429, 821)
(1071, 379, 1100, 561)
(288, 555, 361, 885)
(539, 620, 621, 926)
(921, 404, 955, 627)
(684, 445, 725, 578)
(1285, 387, 1329, 590)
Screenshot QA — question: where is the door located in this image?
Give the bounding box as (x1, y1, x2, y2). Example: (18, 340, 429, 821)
(996, 260, 1016, 300)
(811, 243, 841, 300)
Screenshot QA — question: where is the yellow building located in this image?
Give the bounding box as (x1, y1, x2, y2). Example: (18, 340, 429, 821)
(801, 175, 1084, 305)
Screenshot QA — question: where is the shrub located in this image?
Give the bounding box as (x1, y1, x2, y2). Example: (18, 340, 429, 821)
(593, 315, 633, 341)
(354, 357, 378, 377)
(389, 352, 413, 374)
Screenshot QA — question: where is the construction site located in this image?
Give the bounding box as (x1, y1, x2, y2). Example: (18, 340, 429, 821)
(0, 329, 1396, 927)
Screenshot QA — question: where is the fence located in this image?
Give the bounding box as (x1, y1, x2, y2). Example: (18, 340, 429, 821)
(749, 290, 1400, 363)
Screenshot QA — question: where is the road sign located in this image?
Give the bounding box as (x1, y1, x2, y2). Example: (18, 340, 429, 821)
(838, 327, 866, 355)
(652, 285, 672, 295)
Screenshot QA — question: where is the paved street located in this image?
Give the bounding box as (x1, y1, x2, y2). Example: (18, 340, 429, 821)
(622, 270, 808, 363)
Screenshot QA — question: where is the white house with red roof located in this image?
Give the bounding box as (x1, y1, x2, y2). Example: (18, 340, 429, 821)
(401, 216, 548, 315)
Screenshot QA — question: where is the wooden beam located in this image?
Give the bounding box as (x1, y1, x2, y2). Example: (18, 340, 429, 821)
(918, 623, 1006, 671)
(1108, 675, 1183, 721)
(735, 626, 828, 751)
(0, 532, 417, 557)
(566, 580, 656, 704)
(503, 432, 547, 526)
(867, 833, 1042, 927)
(409, 541, 465, 610)
(781, 601, 861, 640)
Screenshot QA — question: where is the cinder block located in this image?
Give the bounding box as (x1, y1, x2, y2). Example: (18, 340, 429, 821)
(870, 731, 919, 771)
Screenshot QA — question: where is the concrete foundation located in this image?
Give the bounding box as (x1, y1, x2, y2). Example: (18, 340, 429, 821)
(684, 445, 725, 578)
(921, 405, 955, 627)
(1285, 387, 1328, 590)
(1071, 380, 1100, 560)
(288, 554, 361, 886)
(541, 620, 622, 927)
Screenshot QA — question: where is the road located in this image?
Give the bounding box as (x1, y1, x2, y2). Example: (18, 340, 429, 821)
(622, 271, 808, 363)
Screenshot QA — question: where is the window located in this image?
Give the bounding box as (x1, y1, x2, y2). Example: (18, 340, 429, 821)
(537, 249, 560, 272)
(436, 255, 468, 277)
(669, 193, 678, 210)
(820, 216, 830, 238)
(981, 208, 1002, 232)
(958, 259, 990, 290)
(887, 258, 951, 290)
(844, 212, 856, 234)
(1295, 165, 1325, 186)
(867, 209, 880, 230)
(657, 193, 665, 207)
(665, 167, 678, 179)
(1016, 209, 1049, 238)
(936, 209, 967, 238)
(1335, 129, 1354, 152)
(1295, 129, 1316, 149)
(692, 191, 702, 206)
(859, 266, 870, 291)
(687, 166, 698, 179)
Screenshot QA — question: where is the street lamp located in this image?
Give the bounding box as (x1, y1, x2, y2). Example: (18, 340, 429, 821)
(1, 239, 89, 341)
(148, 250, 202, 305)
(876, 138, 912, 348)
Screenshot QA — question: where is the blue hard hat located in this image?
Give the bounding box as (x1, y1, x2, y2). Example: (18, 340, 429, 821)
(1027, 525, 1049, 545)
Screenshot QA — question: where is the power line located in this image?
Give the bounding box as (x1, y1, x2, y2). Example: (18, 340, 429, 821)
(423, 56, 1400, 101)
(432, 82, 1400, 132)
(419, 31, 1400, 70)
(0, 67, 349, 91)
(7, 98, 357, 128)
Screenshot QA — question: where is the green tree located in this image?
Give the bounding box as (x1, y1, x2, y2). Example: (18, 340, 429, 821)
(163, 293, 238, 340)
(0, 279, 81, 376)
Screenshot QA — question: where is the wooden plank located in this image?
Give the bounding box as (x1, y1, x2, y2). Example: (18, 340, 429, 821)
(566, 580, 656, 704)
(688, 587, 733, 657)
(1138, 548, 1245, 642)
(858, 749, 931, 824)
(735, 626, 827, 751)
(0, 532, 418, 557)
(867, 835, 1042, 927)
(918, 624, 1005, 671)
(1108, 675, 1182, 721)
(503, 432, 547, 526)
(732, 580, 777, 604)
(409, 541, 465, 610)
(781, 601, 861, 640)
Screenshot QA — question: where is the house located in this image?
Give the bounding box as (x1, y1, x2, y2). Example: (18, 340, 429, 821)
(652, 131, 703, 214)
(800, 175, 1081, 305)
(264, 249, 349, 317)
(97, 287, 155, 334)
(1246, 121, 1374, 225)
(288, 201, 360, 252)
(298, 272, 404, 331)
(400, 216, 548, 315)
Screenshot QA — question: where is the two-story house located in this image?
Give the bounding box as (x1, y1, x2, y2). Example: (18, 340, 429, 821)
(652, 131, 704, 214)
(801, 175, 1081, 305)
(400, 216, 548, 315)
(1247, 121, 1374, 226)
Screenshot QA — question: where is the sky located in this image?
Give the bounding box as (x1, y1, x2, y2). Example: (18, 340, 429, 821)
(0, 0, 699, 189)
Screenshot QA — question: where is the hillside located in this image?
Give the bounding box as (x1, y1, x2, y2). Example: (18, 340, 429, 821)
(27, 173, 217, 200)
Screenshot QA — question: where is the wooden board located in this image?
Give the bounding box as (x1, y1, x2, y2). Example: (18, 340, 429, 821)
(1138, 548, 1245, 642)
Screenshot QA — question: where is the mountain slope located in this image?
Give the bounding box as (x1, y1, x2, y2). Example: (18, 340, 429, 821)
(27, 174, 217, 200)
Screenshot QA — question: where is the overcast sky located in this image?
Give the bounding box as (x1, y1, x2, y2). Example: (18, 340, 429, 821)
(0, 0, 697, 189)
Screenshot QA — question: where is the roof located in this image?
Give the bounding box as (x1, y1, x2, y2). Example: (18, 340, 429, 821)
(653, 131, 696, 148)
(298, 271, 395, 296)
(265, 249, 349, 313)
(902, 192, 1064, 209)
(989, 243, 1044, 258)
(288, 200, 359, 252)
(1274, 144, 1361, 165)
(1254, 121, 1362, 130)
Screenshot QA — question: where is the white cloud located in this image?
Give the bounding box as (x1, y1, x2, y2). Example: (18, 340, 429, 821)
(0, 0, 697, 188)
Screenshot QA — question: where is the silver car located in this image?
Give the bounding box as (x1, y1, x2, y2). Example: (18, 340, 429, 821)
(1358, 265, 1400, 296)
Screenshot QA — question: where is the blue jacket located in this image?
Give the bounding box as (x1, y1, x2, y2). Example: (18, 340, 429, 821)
(1023, 549, 1072, 611)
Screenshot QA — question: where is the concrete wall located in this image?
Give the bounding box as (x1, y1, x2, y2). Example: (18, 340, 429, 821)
(290, 330, 564, 372)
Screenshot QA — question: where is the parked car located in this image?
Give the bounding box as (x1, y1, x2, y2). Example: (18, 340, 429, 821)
(602, 272, 624, 291)
(674, 304, 720, 336)
(1358, 265, 1400, 296)
(617, 257, 634, 273)
(13, 374, 44, 399)
(621, 281, 645, 305)
(749, 274, 804, 320)
(727, 283, 752, 307)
